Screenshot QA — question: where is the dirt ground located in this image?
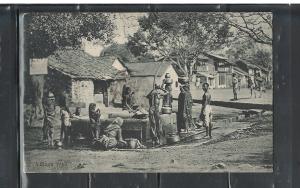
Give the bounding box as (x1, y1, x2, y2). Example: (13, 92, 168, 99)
(23, 114, 273, 173)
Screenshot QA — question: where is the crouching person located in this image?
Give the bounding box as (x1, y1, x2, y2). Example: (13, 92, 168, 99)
(95, 117, 127, 150)
(89, 103, 101, 140)
(60, 106, 72, 146)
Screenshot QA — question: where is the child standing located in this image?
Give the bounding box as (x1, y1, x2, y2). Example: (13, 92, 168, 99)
(200, 83, 213, 139)
(89, 103, 101, 140)
(60, 106, 72, 146)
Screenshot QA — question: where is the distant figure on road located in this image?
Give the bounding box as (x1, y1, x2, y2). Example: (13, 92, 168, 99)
(195, 76, 201, 89)
(255, 73, 263, 98)
(238, 77, 241, 91)
(200, 83, 213, 139)
(248, 76, 256, 98)
(232, 73, 238, 100)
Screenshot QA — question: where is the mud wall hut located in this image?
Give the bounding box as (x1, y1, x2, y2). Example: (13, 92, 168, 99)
(125, 61, 180, 108)
(46, 49, 128, 108)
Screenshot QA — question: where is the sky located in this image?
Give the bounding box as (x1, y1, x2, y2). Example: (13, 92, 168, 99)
(110, 13, 146, 44)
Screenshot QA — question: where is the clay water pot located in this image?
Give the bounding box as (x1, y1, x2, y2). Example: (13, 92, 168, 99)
(127, 138, 137, 149)
(166, 134, 180, 144)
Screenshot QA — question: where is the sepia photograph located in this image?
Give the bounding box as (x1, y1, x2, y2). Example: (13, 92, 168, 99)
(20, 11, 273, 173)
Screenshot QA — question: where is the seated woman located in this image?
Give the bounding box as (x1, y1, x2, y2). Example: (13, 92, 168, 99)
(96, 117, 127, 150)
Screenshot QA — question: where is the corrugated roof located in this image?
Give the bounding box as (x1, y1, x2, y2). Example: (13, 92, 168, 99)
(48, 49, 126, 80)
(125, 62, 172, 77)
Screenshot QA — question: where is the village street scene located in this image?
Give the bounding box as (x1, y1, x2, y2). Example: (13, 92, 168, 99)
(21, 12, 273, 172)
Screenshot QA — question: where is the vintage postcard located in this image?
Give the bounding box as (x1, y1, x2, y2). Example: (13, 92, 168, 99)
(20, 12, 273, 173)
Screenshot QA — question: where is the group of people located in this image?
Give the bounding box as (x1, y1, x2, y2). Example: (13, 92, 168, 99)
(42, 72, 215, 149)
(178, 82, 213, 139)
(232, 72, 265, 100)
(42, 90, 144, 150)
(42, 91, 75, 147)
(88, 103, 146, 150)
(146, 74, 214, 146)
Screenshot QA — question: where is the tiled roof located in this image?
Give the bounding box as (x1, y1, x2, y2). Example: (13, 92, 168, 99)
(48, 49, 126, 80)
(125, 61, 173, 77)
(233, 66, 248, 75)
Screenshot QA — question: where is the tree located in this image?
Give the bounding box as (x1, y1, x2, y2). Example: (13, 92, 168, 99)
(127, 12, 233, 76)
(24, 13, 115, 125)
(101, 42, 137, 63)
(225, 38, 272, 71)
(223, 12, 272, 46)
(25, 12, 115, 58)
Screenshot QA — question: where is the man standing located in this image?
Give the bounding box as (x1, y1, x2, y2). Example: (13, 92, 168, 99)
(255, 73, 263, 98)
(178, 84, 194, 132)
(200, 83, 213, 139)
(232, 73, 238, 100)
(146, 84, 167, 146)
(59, 90, 71, 142)
(248, 76, 255, 98)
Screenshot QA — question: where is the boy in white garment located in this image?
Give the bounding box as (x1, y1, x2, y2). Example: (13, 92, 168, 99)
(200, 83, 213, 139)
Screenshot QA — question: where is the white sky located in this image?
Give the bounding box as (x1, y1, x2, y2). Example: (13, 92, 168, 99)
(111, 13, 146, 44)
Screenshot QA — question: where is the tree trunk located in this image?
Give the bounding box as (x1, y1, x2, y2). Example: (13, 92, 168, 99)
(30, 75, 45, 126)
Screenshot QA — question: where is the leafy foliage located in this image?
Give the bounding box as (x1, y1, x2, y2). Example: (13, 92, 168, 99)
(223, 12, 272, 46)
(226, 39, 272, 70)
(25, 12, 115, 58)
(101, 43, 137, 63)
(127, 12, 233, 75)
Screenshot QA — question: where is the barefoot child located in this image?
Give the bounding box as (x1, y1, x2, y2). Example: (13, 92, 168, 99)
(89, 103, 101, 140)
(60, 106, 72, 146)
(200, 83, 213, 139)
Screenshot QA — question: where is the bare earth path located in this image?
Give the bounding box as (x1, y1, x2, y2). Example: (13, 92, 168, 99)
(24, 115, 272, 173)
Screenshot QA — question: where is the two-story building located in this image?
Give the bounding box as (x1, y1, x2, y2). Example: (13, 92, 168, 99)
(191, 53, 249, 89)
(191, 54, 218, 88)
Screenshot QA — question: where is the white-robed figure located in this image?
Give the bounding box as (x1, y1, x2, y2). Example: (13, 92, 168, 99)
(200, 83, 213, 139)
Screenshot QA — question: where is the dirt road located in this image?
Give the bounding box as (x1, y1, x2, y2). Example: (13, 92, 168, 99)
(23, 115, 272, 173)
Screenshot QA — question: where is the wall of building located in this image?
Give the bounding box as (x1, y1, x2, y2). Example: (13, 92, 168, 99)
(109, 79, 127, 105)
(126, 76, 155, 108)
(71, 79, 94, 106)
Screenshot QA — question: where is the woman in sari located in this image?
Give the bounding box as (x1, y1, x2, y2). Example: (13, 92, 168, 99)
(97, 117, 127, 150)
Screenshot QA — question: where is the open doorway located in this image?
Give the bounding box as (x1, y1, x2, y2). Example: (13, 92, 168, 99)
(94, 80, 109, 107)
